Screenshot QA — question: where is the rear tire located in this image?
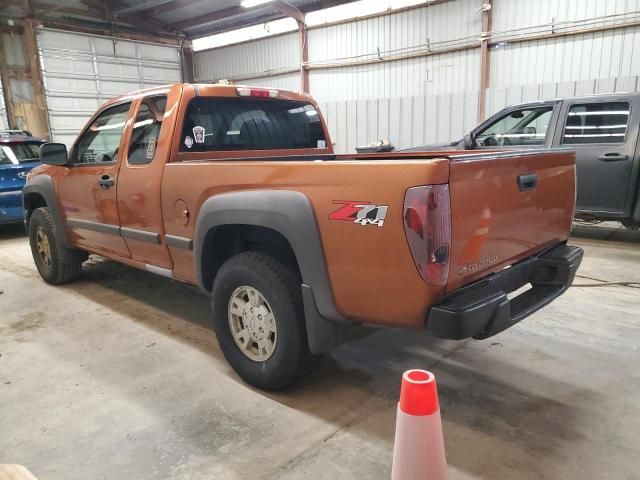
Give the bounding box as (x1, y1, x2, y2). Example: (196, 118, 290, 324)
(211, 251, 318, 390)
(28, 207, 84, 284)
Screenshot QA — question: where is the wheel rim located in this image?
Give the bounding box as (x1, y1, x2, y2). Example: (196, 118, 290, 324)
(228, 286, 277, 362)
(36, 226, 52, 268)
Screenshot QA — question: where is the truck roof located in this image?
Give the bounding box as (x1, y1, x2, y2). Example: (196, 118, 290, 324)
(0, 130, 44, 144)
(505, 91, 640, 109)
(99, 83, 313, 111)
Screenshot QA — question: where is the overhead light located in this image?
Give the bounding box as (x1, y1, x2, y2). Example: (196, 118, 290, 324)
(192, 17, 297, 51)
(241, 0, 273, 8)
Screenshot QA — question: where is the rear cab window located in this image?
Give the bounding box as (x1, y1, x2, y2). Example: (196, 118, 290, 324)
(180, 97, 327, 152)
(562, 102, 630, 145)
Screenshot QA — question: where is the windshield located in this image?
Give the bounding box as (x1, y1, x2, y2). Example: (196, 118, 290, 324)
(475, 107, 553, 147)
(0, 142, 42, 164)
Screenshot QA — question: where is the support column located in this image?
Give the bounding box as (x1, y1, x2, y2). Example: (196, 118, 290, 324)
(180, 39, 195, 83)
(477, 0, 492, 122)
(23, 17, 50, 138)
(272, 1, 308, 94)
(298, 21, 309, 93)
(0, 17, 50, 138)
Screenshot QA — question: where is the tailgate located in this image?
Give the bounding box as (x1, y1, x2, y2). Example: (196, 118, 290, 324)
(447, 149, 576, 292)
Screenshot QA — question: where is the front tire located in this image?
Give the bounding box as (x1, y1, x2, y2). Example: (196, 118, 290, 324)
(212, 251, 318, 390)
(28, 207, 84, 284)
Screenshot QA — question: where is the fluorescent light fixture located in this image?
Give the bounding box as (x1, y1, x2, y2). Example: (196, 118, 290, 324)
(193, 0, 428, 50)
(241, 0, 273, 8)
(192, 17, 298, 51)
(307, 0, 426, 26)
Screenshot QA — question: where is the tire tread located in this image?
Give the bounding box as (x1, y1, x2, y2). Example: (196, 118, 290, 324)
(213, 251, 318, 390)
(29, 207, 83, 284)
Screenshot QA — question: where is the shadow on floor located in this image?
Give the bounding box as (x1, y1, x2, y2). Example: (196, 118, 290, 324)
(571, 221, 640, 244)
(56, 254, 596, 480)
(0, 222, 27, 241)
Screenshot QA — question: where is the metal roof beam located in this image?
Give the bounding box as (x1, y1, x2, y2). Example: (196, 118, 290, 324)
(173, 6, 246, 32)
(113, 0, 176, 15)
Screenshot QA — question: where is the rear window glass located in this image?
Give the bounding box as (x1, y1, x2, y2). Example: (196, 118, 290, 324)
(0, 142, 42, 164)
(562, 102, 630, 145)
(180, 97, 327, 152)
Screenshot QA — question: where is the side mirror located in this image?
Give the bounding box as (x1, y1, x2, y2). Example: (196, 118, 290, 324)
(463, 132, 477, 149)
(40, 143, 72, 167)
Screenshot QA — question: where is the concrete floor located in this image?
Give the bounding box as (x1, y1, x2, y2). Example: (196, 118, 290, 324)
(1, 222, 639, 480)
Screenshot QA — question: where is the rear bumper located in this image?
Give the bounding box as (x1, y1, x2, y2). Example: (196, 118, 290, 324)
(426, 244, 583, 340)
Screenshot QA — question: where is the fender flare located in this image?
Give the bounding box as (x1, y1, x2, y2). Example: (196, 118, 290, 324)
(22, 175, 72, 248)
(194, 190, 364, 353)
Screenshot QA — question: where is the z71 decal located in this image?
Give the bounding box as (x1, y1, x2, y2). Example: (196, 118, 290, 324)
(329, 200, 389, 227)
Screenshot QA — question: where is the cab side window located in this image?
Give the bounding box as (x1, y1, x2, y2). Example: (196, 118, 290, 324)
(562, 102, 630, 145)
(475, 106, 553, 147)
(75, 102, 131, 164)
(128, 95, 168, 165)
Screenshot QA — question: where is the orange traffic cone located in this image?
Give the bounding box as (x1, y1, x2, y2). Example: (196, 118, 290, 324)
(391, 369, 447, 480)
(461, 207, 492, 264)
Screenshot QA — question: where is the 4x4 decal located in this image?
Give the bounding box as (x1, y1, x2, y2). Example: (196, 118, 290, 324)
(329, 200, 389, 227)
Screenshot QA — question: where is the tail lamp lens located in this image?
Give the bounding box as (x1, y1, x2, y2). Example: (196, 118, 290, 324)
(236, 87, 278, 98)
(403, 185, 451, 286)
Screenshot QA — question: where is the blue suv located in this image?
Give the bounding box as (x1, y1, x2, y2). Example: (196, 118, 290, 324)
(0, 130, 44, 224)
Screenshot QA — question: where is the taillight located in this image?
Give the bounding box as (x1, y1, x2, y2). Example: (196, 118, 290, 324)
(236, 87, 278, 98)
(403, 185, 451, 286)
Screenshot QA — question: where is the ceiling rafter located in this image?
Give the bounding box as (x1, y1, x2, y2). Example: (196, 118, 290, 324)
(17, 0, 362, 40)
(172, 6, 247, 32)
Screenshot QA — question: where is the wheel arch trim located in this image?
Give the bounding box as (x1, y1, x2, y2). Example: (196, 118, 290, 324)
(194, 189, 344, 327)
(22, 175, 72, 248)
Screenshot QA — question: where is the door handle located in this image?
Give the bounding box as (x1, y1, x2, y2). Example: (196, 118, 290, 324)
(517, 173, 538, 192)
(597, 153, 629, 162)
(98, 175, 115, 188)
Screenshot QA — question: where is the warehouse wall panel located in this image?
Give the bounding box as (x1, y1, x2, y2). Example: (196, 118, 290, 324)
(193, 1, 482, 100)
(319, 90, 478, 153)
(490, 26, 640, 88)
(235, 72, 302, 91)
(37, 28, 181, 146)
(308, 48, 480, 102)
(492, 0, 640, 33)
(307, 0, 479, 64)
(194, 32, 299, 82)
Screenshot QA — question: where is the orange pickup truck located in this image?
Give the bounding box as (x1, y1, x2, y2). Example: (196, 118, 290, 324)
(23, 83, 583, 390)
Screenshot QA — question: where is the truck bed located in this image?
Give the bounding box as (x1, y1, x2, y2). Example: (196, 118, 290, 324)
(165, 147, 576, 329)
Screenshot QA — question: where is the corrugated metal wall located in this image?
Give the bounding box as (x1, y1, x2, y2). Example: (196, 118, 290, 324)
(491, 0, 640, 32)
(194, 32, 299, 83)
(37, 28, 182, 146)
(234, 72, 302, 91)
(320, 91, 478, 153)
(309, 49, 480, 101)
(490, 26, 640, 88)
(307, 0, 480, 100)
(193, 0, 640, 152)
